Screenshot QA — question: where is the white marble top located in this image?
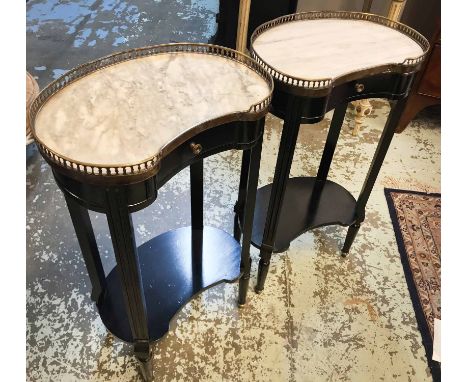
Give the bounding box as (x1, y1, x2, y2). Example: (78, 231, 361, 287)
(34, 52, 270, 166)
(252, 18, 424, 82)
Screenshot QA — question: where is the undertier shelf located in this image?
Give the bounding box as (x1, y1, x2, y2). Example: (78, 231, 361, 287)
(98, 226, 241, 343)
(251, 177, 357, 253)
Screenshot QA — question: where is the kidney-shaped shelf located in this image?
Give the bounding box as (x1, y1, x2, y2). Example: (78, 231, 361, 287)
(242, 177, 357, 253)
(98, 226, 241, 343)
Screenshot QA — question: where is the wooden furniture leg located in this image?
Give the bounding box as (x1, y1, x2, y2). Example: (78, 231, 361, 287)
(105, 188, 152, 381)
(353, 99, 373, 136)
(387, 0, 407, 21)
(64, 194, 106, 303)
(237, 0, 252, 53)
(238, 119, 264, 305)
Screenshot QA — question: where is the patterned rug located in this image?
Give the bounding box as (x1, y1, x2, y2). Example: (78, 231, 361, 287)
(385, 189, 441, 382)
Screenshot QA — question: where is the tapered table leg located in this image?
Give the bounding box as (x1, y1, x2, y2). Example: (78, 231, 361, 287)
(342, 97, 408, 256)
(105, 188, 152, 381)
(190, 160, 204, 291)
(309, 103, 348, 215)
(64, 194, 106, 303)
(234, 149, 251, 242)
(256, 96, 305, 293)
(341, 223, 361, 256)
(238, 119, 264, 305)
(190, 160, 204, 231)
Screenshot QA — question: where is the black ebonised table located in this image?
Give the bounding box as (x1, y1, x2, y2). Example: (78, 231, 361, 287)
(29, 43, 273, 380)
(239, 11, 429, 293)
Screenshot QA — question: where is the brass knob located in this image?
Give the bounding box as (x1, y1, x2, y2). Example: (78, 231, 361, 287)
(355, 83, 365, 93)
(190, 142, 203, 155)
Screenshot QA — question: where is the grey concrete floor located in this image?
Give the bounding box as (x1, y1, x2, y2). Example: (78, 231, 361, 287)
(27, 0, 219, 88)
(27, 2, 441, 381)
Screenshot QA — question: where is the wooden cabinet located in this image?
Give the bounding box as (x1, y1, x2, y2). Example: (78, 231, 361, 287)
(396, 0, 441, 133)
(419, 42, 441, 98)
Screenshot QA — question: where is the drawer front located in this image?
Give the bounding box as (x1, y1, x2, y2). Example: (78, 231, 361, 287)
(330, 72, 414, 105)
(156, 120, 262, 188)
(271, 72, 416, 123)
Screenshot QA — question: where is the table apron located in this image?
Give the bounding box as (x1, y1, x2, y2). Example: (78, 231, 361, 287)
(52, 119, 263, 213)
(270, 71, 416, 123)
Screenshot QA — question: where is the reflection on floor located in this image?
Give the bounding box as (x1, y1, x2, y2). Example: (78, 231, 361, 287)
(27, 1, 440, 381)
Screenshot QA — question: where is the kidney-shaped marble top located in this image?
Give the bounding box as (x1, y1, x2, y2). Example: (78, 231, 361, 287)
(34, 52, 271, 167)
(252, 17, 425, 82)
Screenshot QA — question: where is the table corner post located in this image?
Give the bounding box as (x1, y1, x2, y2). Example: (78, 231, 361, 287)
(238, 117, 264, 306)
(104, 186, 152, 379)
(345, 97, 408, 255)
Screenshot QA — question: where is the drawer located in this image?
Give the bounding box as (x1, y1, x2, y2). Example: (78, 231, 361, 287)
(271, 71, 417, 123)
(330, 72, 415, 105)
(156, 119, 263, 188)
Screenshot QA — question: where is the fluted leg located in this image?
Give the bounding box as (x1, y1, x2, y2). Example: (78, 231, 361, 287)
(234, 149, 251, 242)
(344, 98, 408, 255)
(105, 188, 152, 381)
(64, 194, 106, 303)
(238, 119, 264, 305)
(256, 96, 305, 293)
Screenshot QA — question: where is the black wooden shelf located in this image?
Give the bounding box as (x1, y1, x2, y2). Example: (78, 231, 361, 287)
(97, 226, 241, 343)
(250, 177, 356, 253)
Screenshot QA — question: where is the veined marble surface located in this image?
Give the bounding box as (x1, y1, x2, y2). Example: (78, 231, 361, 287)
(252, 19, 424, 81)
(34, 52, 270, 166)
